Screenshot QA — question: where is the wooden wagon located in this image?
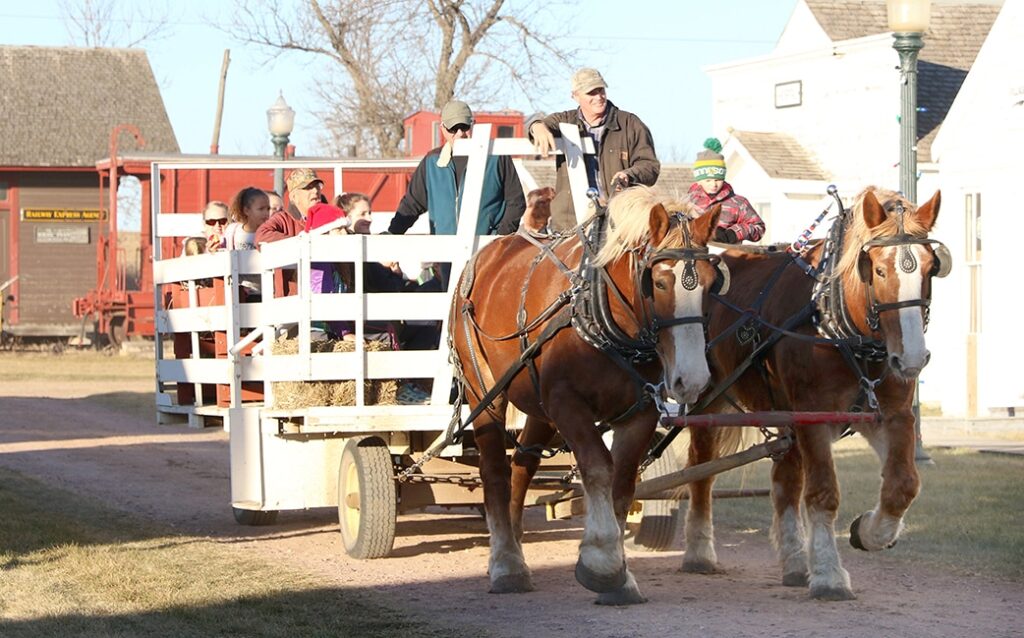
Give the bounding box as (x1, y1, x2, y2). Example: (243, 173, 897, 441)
(152, 128, 874, 559)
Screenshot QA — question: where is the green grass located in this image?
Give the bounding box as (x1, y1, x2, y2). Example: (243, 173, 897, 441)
(0, 468, 468, 637)
(710, 438, 1024, 581)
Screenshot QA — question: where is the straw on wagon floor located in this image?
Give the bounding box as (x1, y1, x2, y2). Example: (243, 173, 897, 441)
(270, 336, 398, 408)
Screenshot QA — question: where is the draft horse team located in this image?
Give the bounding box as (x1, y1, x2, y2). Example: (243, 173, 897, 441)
(449, 183, 950, 604)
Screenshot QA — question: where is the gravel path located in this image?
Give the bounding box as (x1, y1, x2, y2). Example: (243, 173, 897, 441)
(1, 379, 1020, 638)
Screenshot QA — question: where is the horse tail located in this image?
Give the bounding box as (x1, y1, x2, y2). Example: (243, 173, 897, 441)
(712, 426, 751, 458)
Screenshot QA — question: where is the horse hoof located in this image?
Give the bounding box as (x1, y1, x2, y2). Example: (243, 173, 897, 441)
(849, 514, 899, 551)
(489, 573, 535, 594)
(849, 514, 868, 551)
(680, 559, 720, 574)
(596, 588, 647, 606)
(575, 560, 627, 594)
(782, 572, 809, 587)
(810, 584, 857, 601)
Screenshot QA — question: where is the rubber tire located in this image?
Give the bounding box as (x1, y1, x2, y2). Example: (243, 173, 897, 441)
(626, 450, 682, 551)
(338, 436, 397, 559)
(108, 315, 127, 349)
(232, 507, 279, 526)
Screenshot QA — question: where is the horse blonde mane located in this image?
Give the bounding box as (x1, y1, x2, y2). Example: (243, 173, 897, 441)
(834, 186, 930, 290)
(592, 186, 700, 267)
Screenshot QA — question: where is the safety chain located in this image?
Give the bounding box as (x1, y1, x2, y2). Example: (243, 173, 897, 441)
(395, 335, 467, 483)
(398, 470, 484, 488)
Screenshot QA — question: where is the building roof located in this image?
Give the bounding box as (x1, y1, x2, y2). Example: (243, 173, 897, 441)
(0, 46, 179, 168)
(804, 1, 1002, 161)
(731, 131, 829, 180)
(521, 161, 695, 197)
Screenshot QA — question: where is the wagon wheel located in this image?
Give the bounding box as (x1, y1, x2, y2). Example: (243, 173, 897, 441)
(626, 449, 682, 552)
(337, 436, 397, 559)
(232, 507, 278, 526)
(107, 315, 127, 349)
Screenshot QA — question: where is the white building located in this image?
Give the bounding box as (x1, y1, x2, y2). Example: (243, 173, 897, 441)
(705, 0, 1017, 417)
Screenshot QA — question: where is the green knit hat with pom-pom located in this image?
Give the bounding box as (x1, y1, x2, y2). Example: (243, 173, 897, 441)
(693, 137, 726, 181)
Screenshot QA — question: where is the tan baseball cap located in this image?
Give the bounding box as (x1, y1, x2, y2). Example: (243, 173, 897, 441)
(285, 168, 323, 192)
(440, 100, 474, 129)
(571, 68, 607, 95)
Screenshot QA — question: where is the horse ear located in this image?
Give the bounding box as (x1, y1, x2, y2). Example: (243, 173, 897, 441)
(691, 204, 722, 245)
(863, 190, 886, 229)
(649, 203, 670, 245)
(916, 190, 941, 231)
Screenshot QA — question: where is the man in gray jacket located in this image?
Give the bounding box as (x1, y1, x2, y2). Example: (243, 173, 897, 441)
(529, 67, 660, 230)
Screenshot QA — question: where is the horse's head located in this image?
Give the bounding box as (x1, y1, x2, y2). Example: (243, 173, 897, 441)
(597, 187, 727, 404)
(643, 202, 727, 404)
(840, 187, 950, 378)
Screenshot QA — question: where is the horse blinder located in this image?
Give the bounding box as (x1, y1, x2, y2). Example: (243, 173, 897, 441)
(931, 242, 952, 278)
(711, 255, 730, 296)
(641, 267, 654, 298)
(858, 251, 873, 282)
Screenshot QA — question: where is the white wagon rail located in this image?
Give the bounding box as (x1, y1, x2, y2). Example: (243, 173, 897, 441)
(151, 126, 603, 554)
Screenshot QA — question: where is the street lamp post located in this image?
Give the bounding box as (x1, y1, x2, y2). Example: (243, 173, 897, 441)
(266, 92, 296, 195)
(888, 0, 933, 464)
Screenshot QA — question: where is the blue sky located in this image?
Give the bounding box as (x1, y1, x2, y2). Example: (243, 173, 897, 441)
(1, 0, 797, 162)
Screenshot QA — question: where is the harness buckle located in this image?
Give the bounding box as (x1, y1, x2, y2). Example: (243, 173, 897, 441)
(859, 376, 880, 410)
(644, 381, 669, 418)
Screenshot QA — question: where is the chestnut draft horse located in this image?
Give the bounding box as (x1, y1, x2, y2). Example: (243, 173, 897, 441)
(685, 186, 949, 600)
(451, 186, 726, 605)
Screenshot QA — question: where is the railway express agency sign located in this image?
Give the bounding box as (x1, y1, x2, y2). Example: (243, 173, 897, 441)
(22, 208, 107, 222)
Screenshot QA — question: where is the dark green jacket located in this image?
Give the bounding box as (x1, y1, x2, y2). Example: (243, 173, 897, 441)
(387, 147, 526, 235)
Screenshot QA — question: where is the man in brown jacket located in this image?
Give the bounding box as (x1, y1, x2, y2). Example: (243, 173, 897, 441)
(528, 67, 660, 231)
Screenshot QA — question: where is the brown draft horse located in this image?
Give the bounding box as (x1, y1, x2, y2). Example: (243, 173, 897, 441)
(686, 186, 947, 600)
(451, 186, 724, 605)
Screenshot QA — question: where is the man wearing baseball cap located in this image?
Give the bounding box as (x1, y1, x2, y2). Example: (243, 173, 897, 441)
(387, 99, 526, 246)
(528, 67, 660, 231)
(256, 167, 334, 244)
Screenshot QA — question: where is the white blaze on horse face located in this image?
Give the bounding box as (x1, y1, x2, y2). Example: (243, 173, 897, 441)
(664, 262, 711, 404)
(893, 245, 930, 374)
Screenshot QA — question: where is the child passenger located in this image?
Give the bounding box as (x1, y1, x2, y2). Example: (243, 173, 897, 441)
(688, 137, 765, 244)
(223, 187, 271, 251)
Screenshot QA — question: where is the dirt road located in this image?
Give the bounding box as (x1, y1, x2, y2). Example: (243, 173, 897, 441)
(1, 379, 1020, 638)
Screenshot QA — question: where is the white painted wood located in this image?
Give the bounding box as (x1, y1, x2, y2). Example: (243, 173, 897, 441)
(152, 145, 603, 512)
(559, 123, 594, 226)
(155, 212, 204, 238)
(154, 252, 229, 284)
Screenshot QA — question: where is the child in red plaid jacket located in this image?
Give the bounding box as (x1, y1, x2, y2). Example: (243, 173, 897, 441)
(688, 138, 765, 243)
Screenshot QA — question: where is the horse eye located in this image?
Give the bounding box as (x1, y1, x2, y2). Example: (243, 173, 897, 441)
(875, 266, 885, 278)
(654, 281, 667, 291)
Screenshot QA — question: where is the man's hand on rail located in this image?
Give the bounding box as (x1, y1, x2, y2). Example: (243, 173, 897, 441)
(530, 122, 556, 158)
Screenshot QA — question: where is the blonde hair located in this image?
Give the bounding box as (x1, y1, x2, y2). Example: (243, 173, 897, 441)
(183, 236, 207, 256)
(202, 201, 228, 219)
(593, 186, 699, 267)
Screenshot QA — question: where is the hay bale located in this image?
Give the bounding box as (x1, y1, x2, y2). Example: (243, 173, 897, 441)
(270, 336, 398, 408)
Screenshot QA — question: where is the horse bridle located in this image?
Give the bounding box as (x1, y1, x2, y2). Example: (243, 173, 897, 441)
(637, 213, 730, 331)
(857, 203, 952, 331)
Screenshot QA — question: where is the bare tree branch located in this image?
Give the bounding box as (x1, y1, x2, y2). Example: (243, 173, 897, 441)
(59, 0, 175, 48)
(229, 0, 579, 158)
